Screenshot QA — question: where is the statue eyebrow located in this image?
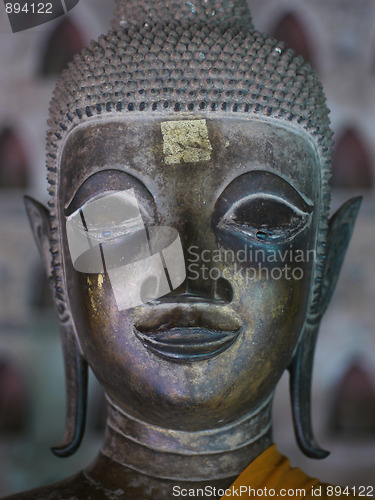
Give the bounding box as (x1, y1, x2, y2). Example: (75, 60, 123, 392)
(64, 169, 153, 217)
(217, 170, 314, 215)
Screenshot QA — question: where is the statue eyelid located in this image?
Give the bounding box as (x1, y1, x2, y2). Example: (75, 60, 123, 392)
(63, 169, 157, 225)
(65, 189, 154, 226)
(66, 189, 153, 247)
(218, 193, 312, 244)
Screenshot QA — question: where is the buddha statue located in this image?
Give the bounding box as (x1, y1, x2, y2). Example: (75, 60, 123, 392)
(6, 0, 362, 498)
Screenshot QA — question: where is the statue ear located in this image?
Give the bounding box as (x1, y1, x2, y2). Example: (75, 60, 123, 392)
(289, 196, 362, 459)
(315, 196, 362, 318)
(24, 195, 54, 282)
(24, 196, 88, 458)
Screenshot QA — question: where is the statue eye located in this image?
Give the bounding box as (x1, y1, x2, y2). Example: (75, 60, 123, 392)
(68, 189, 146, 243)
(219, 195, 311, 243)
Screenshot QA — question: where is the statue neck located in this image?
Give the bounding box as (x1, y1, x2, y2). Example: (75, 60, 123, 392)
(97, 396, 273, 482)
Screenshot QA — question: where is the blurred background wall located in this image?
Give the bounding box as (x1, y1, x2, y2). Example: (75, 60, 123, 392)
(0, 0, 374, 495)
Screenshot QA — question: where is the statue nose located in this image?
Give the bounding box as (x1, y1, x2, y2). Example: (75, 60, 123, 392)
(163, 218, 234, 304)
(167, 273, 233, 305)
(214, 276, 234, 304)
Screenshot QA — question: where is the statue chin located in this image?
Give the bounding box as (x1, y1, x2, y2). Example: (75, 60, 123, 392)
(6, 0, 363, 498)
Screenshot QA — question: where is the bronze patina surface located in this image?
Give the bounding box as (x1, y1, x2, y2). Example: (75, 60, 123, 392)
(5, 0, 362, 498)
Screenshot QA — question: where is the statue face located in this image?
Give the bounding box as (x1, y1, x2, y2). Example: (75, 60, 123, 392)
(59, 114, 320, 430)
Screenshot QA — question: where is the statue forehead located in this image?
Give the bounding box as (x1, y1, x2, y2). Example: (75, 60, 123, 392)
(59, 114, 320, 206)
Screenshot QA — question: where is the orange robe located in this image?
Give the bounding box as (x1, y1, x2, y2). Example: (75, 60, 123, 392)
(222, 445, 357, 499)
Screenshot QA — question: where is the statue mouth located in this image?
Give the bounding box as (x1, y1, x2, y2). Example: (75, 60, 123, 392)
(134, 300, 242, 362)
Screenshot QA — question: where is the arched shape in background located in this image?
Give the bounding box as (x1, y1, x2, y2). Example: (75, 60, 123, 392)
(271, 12, 315, 68)
(333, 128, 373, 189)
(0, 127, 29, 189)
(39, 17, 85, 76)
(0, 358, 30, 433)
(329, 361, 375, 435)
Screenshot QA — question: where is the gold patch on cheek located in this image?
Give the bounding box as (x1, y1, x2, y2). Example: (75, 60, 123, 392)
(86, 276, 99, 313)
(98, 274, 104, 289)
(161, 119, 213, 164)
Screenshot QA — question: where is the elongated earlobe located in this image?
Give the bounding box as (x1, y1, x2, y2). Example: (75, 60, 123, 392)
(51, 324, 88, 458)
(24, 196, 88, 457)
(289, 322, 330, 459)
(289, 196, 362, 459)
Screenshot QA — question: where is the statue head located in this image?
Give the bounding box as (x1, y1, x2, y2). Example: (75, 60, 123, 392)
(26, 0, 361, 463)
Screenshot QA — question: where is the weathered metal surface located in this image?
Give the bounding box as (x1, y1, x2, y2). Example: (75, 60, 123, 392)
(4, 0, 362, 498)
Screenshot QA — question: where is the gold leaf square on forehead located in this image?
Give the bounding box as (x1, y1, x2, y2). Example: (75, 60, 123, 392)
(161, 119, 213, 165)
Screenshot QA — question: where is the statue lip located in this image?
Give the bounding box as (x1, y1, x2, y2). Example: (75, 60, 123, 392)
(134, 301, 242, 361)
(134, 327, 241, 362)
